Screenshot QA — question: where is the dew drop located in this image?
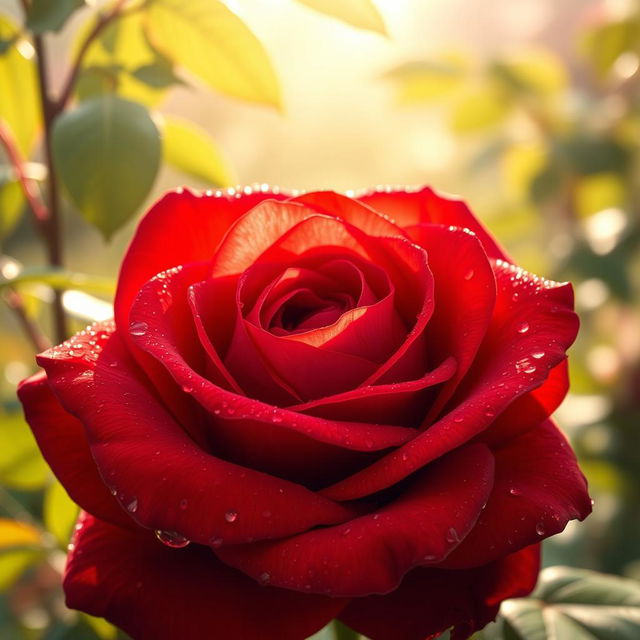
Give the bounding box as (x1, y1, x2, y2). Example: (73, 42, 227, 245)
(126, 497, 138, 513)
(446, 527, 459, 543)
(129, 321, 148, 337)
(535, 521, 545, 536)
(179, 498, 188, 511)
(225, 510, 238, 523)
(516, 322, 529, 334)
(453, 416, 464, 423)
(464, 268, 475, 281)
(423, 554, 437, 562)
(155, 530, 190, 548)
(259, 572, 271, 585)
(524, 364, 537, 374)
(509, 487, 522, 497)
(341, 527, 352, 536)
(532, 351, 545, 359)
(365, 438, 374, 449)
(209, 536, 224, 548)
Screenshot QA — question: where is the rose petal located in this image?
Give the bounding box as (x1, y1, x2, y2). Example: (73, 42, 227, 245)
(217, 444, 494, 597)
(64, 512, 347, 640)
(115, 187, 288, 332)
(440, 419, 591, 569)
(132, 267, 418, 459)
(37, 323, 356, 545)
(359, 186, 509, 261)
(17, 371, 132, 529)
(291, 356, 456, 427)
(339, 544, 540, 640)
(404, 224, 496, 418)
(321, 261, 578, 501)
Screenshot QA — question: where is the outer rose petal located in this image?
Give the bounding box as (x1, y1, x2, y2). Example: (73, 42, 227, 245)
(440, 419, 592, 569)
(322, 261, 578, 501)
(37, 322, 356, 546)
(217, 444, 494, 597)
(115, 187, 289, 332)
(17, 371, 132, 529)
(339, 544, 540, 640)
(65, 512, 347, 640)
(358, 186, 509, 261)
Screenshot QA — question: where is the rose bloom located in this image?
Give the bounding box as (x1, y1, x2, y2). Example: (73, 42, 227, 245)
(19, 186, 590, 640)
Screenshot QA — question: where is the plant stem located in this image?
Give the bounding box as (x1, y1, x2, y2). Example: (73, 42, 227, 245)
(55, 0, 129, 114)
(33, 35, 68, 344)
(3, 288, 51, 353)
(0, 119, 48, 232)
(331, 621, 360, 640)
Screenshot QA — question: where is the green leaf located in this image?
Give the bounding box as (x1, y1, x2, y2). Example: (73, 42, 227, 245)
(580, 18, 640, 79)
(131, 58, 183, 90)
(296, 0, 386, 35)
(0, 409, 49, 490)
(0, 15, 41, 156)
(161, 116, 235, 187)
(75, 10, 168, 107)
(482, 566, 640, 640)
(26, 0, 85, 34)
(52, 95, 161, 239)
(0, 518, 44, 589)
(147, 0, 281, 108)
(44, 480, 79, 548)
(82, 614, 118, 639)
(1, 266, 116, 295)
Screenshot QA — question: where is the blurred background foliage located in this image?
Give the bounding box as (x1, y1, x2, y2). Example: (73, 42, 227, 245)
(0, 0, 639, 638)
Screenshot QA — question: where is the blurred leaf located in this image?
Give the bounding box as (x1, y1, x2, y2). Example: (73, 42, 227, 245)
(296, 0, 386, 35)
(131, 53, 183, 90)
(52, 95, 161, 239)
(482, 566, 640, 639)
(0, 178, 25, 240)
(529, 162, 564, 205)
(0, 409, 49, 490)
(82, 614, 118, 639)
(575, 173, 626, 217)
(0, 518, 43, 589)
(449, 84, 512, 133)
(147, 0, 281, 108)
(559, 136, 630, 176)
(1, 266, 116, 295)
(161, 116, 234, 187)
(26, 0, 85, 34)
(385, 55, 468, 104)
(0, 15, 41, 156)
(76, 10, 167, 106)
(493, 50, 567, 96)
(580, 17, 640, 79)
(502, 142, 549, 200)
(44, 481, 79, 548)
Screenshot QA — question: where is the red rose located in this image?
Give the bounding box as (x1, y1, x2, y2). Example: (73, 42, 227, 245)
(18, 186, 591, 640)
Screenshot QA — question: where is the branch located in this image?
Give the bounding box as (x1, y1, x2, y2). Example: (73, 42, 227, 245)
(54, 0, 129, 114)
(3, 288, 51, 353)
(0, 119, 48, 231)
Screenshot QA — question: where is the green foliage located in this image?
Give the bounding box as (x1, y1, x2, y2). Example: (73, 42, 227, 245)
(161, 116, 235, 187)
(146, 0, 282, 108)
(0, 518, 44, 590)
(1, 266, 116, 296)
(0, 409, 48, 490)
(482, 566, 640, 639)
(296, 0, 386, 35)
(0, 15, 41, 157)
(52, 95, 161, 239)
(0, 178, 24, 241)
(44, 481, 79, 548)
(26, 0, 85, 34)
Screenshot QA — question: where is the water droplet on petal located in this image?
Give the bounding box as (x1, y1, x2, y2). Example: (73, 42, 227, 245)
(209, 536, 223, 548)
(155, 530, 190, 548)
(453, 416, 464, 423)
(179, 499, 188, 511)
(225, 510, 238, 523)
(129, 321, 148, 337)
(259, 572, 271, 584)
(509, 487, 522, 497)
(446, 527, 459, 543)
(341, 527, 352, 536)
(126, 497, 138, 513)
(532, 351, 545, 359)
(464, 268, 475, 281)
(535, 521, 545, 536)
(516, 322, 529, 334)
(423, 554, 437, 562)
